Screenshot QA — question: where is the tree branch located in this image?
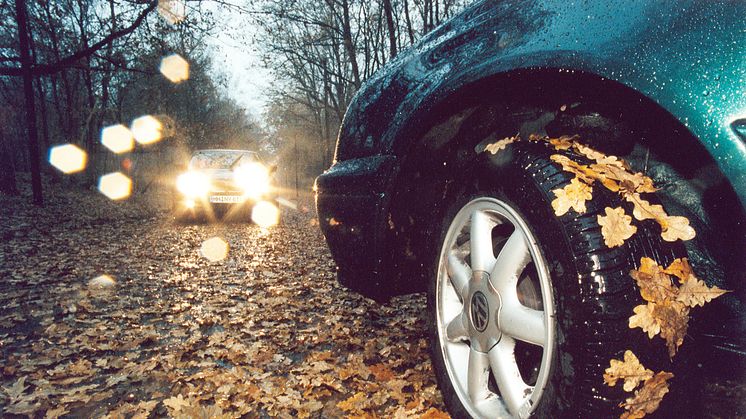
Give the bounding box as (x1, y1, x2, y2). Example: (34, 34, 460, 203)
(0, 1, 157, 77)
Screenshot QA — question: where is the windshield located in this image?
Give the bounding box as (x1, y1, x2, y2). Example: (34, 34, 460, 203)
(189, 150, 258, 170)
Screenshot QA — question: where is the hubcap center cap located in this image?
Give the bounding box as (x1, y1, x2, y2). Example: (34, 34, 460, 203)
(470, 291, 490, 332)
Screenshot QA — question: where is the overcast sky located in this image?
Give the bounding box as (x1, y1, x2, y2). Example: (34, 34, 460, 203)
(202, 2, 273, 120)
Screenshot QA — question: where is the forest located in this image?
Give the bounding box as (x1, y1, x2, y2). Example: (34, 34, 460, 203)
(0, 0, 469, 205)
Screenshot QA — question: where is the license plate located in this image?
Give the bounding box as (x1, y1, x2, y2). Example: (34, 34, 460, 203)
(209, 195, 243, 203)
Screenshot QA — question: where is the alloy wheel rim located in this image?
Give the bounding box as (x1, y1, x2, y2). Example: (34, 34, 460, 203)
(436, 197, 555, 419)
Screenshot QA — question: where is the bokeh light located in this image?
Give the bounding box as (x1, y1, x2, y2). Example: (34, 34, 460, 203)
(88, 275, 116, 289)
(200, 237, 229, 262)
(101, 124, 134, 154)
(160, 54, 189, 83)
(49, 144, 87, 174)
(252, 201, 280, 228)
(98, 172, 132, 200)
(131, 115, 163, 145)
(157, 0, 186, 25)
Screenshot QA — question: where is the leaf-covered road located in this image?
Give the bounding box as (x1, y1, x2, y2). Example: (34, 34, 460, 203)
(0, 189, 446, 418)
(0, 187, 743, 418)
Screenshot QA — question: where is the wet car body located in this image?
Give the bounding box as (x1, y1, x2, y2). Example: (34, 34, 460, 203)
(174, 149, 275, 221)
(316, 0, 745, 362)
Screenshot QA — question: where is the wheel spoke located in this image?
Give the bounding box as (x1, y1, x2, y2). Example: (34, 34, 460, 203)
(468, 347, 491, 403)
(446, 251, 471, 300)
(499, 302, 546, 346)
(470, 210, 496, 273)
(489, 230, 531, 296)
(488, 337, 531, 417)
(445, 313, 469, 342)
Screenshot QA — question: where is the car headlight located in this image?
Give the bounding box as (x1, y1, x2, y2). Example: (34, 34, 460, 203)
(233, 162, 270, 199)
(176, 171, 210, 198)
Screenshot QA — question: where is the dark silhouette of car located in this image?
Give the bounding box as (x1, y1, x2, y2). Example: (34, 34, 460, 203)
(315, 1, 745, 417)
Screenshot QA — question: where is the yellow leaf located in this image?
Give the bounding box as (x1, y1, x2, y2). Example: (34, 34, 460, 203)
(630, 258, 677, 303)
(661, 258, 692, 282)
(551, 177, 593, 216)
(676, 274, 728, 308)
(659, 216, 696, 242)
(620, 371, 674, 419)
(550, 154, 597, 184)
(548, 135, 576, 150)
(598, 207, 637, 248)
(603, 350, 654, 392)
(484, 136, 518, 155)
(626, 194, 667, 222)
(337, 392, 369, 413)
(421, 407, 451, 419)
(629, 303, 660, 339)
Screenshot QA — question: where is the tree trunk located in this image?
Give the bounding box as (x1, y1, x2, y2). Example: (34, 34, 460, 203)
(381, 0, 397, 59)
(15, 0, 43, 205)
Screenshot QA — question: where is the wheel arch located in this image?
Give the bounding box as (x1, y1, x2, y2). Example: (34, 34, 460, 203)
(382, 68, 745, 298)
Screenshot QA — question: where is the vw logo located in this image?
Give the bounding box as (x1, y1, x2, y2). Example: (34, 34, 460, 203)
(470, 291, 489, 332)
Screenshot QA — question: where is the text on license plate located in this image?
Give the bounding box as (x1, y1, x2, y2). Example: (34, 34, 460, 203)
(209, 195, 243, 203)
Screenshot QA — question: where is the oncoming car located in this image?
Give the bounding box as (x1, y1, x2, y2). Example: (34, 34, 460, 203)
(173, 149, 277, 222)
(316, 1, 745, 418)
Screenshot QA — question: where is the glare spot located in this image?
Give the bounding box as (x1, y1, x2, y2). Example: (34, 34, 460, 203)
(49, 144, 87, 174)
(101, 124, 134, 154)
(131, 115, 163, 145)
(157, 0, 186, 25)
(98, 172, 132, 200)
(252, 201, 280, 228)
(160, 54, 190, 83)
(276, 197, 297, 210)
(88, 275, 116, 289)
(200, 237, 229, 262)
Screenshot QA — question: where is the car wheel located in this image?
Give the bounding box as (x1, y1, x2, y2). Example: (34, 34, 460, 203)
(427, 141, 690, 418)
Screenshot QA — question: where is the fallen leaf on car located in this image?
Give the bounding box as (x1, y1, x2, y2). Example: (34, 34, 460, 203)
(484, 136, 518, 154)
(676, 274, 727, 308)
(619, 371, 674, 419)
(551, 177, 593, 216)
(630, 257, 678, 303)
(598, 207, 637, 248)
(603, 350, 654, 392)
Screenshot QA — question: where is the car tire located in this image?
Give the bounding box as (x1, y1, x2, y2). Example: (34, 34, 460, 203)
(427, 141, 696, 418)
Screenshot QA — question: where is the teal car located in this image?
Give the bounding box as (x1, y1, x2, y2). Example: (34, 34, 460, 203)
(316, 0, 744, 417)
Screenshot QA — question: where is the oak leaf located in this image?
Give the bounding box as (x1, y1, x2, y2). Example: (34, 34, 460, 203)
(421, 407, 451, 419)
(655, 300, 689, 357)
(548, 135, 576, 150)
(551, 177, 593, 216)
(484, 136, 518, 154)
(661, 258, 692, 282)
(676, 274, 727, 308)
(659, 216, 696, 242)
(629, 303, 660, 339)
(163, 394, 190, 413)
(630, 257, 677, 303)
(603, 350, 654, 392)
(620, 371, 674, 419)
(626, 194, 667, 222)
(598, 207, 637, 248)
(550, 154, 597, 184)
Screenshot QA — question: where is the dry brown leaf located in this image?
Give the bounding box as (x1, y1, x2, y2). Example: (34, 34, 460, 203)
(620, 371, 674, 419)
(661, 258, 692, 282)
(677, 274, 728, 308)
(548, 135, 576, 150)
(163, 394, 190, 413)
(630, 257, 677, 303)
(551, 177, 593, 216)
(629, 303, 660, 339)
(598, 207, 637, 248)
(655, 300, 689, 357)
(421, 407, 451, 419)
(550, 154, 597, 184)
(626, 194, 667, 222)
(659, 216, 696, 242)
(603, 350, 654, 392)
(337, 391, 370, 413)
(368, 363, 396, 382)
(484, 136, 518, 154)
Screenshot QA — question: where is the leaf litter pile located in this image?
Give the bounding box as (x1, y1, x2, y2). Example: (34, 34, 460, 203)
(0, 187, 449, 418)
